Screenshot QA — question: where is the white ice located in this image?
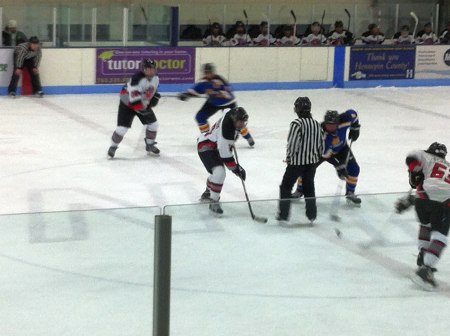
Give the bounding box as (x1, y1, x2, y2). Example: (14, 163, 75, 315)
(0, 87, 449, 335)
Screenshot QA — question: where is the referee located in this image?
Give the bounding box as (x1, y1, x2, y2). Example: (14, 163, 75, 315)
(277, 97, 322, 223)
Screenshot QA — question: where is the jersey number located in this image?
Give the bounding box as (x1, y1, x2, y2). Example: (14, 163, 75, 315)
(430, 163, 450, 184)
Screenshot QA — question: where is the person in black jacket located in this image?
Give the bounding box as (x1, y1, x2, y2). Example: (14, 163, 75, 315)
(277, 97, 322, 224)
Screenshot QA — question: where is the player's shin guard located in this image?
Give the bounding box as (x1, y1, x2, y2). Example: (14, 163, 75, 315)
(108, 126, 128, 158)
(145, 122, 160, 154)
(239, 127, 255, 146)
(423, 231, 447, 268)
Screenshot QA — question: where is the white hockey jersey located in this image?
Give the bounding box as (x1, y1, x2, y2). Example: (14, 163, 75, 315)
(120, 72, 159, 112)
(197, 110, 239, 170)
(302, 33, 327, 45)
(407, 150, 450, 202)
(203, 35, 227, 47)
(253, 33, 276, 46)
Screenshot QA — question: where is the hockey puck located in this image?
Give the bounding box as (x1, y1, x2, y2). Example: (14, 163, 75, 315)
(334, 228, 343, 238)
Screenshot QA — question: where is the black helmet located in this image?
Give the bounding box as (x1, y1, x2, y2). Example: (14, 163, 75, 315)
(202, 63, 216, 74)
(294, 97, 311, 117)
(142, 58, 156, 69)
(230, 107, 249, 123)
(426, 142, 447, 159)
(324, 110, 339, 124)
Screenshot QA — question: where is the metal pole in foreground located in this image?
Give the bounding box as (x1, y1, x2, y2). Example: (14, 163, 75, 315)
(153, 215, 172, 336)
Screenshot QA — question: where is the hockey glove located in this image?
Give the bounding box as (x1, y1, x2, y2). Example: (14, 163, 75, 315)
(232, 164, 246, 181)
(335, 165, 348, 180)
(395, 194, 415, 214)
(409, 171, 424, 189)
(349, 126, 360, 142)
(149, 92, 161, 107)
(178, 92, 190, 101)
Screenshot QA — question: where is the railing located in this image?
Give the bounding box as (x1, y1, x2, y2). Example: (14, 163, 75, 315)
(0, 192, 434, 336)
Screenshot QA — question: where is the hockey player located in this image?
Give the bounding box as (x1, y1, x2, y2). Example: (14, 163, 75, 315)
(276, 25, 301, 46)
(277, 97, 322, 223)
(404, 142, 450, 290)
(327, 20, 354, 45)
(322, 109, 361, 205)
(203, 22, 227, 47)
(415, 23, 439, 45)
(107, 58, 161, 158)
(178, 63, 255, 146)
(302, 22, 327, 46)
(229, 21, 252, 46)
(253, 21, 276, 46)
(392, 25, 415, 45)
(439, 22, 450, 44)
(197, 107, 248, 214)
(361, 23, 385, 44)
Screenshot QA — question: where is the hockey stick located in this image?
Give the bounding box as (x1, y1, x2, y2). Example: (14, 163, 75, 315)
(233, 147, 268, 224)
(320, 9, 326, 42)
(330, 140, 353, 222)
(410, 12, 419, 37)
(344, 8, 351, 31)
(290, 10, 297, 37)
(243, 10, 250, 45)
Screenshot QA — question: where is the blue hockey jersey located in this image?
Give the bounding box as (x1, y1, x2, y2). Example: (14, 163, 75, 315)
(187, 75, 236, 107)
(322, 109, 359, 158)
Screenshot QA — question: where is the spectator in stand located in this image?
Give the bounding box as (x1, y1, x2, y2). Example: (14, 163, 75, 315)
(439, 22, 450, 44)
(7, 36, 43, 97)
(416, 22, 439, 45)
(276, 25, 301, 46)
(203, 22, 227, 47)
(229, 21, 252, 46)
(361, 23, 385, 44)
(327, 20, 354, 45)
(2, 20, 27, 47)
(302, 21, 327, 45)
(253, 21, 276, 47)
(392, 25, 415, 44)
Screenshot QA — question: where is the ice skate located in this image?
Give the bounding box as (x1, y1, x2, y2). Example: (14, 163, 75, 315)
(199, 188, 211, 202)
(35, 91, 44, 98)
(8, 92, 16, 98)
(209, 200, 223, 215)
(411, 265, 437, 291)
(107, 145, 118, 159)
(291, 190, 304, 199)
(346, 192, 362, 207)
(416, 250, 437, 272)
(146, 141, 160, 155)
(247, 137, 255, 147)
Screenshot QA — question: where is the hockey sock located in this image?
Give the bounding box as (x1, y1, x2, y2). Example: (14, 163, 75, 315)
(198, 123, 210, 133)
(145, 122, 158, 144)
(240, 127, 250, 138)
(424, 231, 447, 268)
(111, 126, 128, 146)
(418, 224, 431, 251)
(345, 175, 358, 193)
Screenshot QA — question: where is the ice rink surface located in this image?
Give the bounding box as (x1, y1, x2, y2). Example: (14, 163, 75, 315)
(0, 87, 449, 335)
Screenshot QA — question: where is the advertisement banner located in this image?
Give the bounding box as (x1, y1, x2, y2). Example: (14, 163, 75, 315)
(349, 45, 415, 80)
(96, 47, 195, 84)
(0, 49, 14, 86)
(415, 45, 450, 79)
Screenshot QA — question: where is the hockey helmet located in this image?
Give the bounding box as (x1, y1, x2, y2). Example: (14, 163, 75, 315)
(230, 107, 249, 123)
(202, 63, 216, 74)
(324, 110, 339, 124)
(142, 58, 156, 69)
(294, 97, 311, 117)
(426, 142, 447, 159)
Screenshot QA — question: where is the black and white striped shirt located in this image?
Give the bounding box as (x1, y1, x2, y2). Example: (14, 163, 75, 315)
(14, 42, 42, 69)
(286, 117, 322, 165)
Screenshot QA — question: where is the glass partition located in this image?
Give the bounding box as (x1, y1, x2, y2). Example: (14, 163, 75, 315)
(0, 1, 445, 47)
(0, 206, 160, 335)
(163, 193, 448, 335)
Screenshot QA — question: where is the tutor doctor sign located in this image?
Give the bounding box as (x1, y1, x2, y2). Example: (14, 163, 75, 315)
(96, 47, 195, 84)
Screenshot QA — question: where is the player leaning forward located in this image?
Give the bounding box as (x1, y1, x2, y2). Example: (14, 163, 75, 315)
(407, 142, 450, 290)
(197, 107, 249, 215)
(108, 59, 161, 158)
